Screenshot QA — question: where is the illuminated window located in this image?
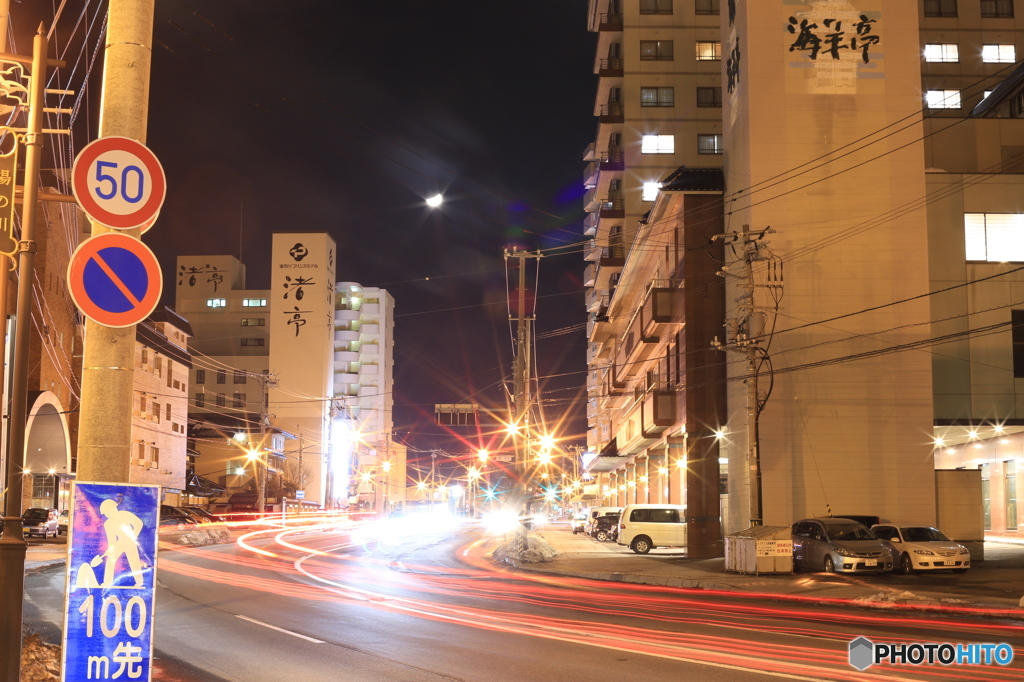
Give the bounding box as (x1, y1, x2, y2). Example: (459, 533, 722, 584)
(695, 41, 721, 61)
(242, 299, 267, 307)
(981, 0, 1013, 18)
(698, 134, 723, 155)
(640, 40, 674, 61)
(923, 0, 957, 17)
(206, 298, 226, 308)
(641, 134, 675, 154)
(241, 318, 265, 326)
(924, 43, 959, 62)
(982, 44, 1015, 63)
(640, 87, 674, 107)
(965, 213, 1024, 262)
(642, 182, 661, 202)
(925, 90, 960, 108)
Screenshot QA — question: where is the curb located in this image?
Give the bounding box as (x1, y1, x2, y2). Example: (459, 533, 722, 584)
(26, 559, 66, 574)
(505, 558, 1024, 617)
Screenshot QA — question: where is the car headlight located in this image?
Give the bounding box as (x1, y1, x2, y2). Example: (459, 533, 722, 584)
(959, 549, 969, 555)
(913, 549, 935, 555)
(834, 547, 855, 557)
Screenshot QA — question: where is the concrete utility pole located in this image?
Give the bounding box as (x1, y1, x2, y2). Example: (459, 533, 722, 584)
(76, 0, 156, 483)
(712, 224, 779, 528)
(0, 25, 50, 680)
(505, 249, 541, 552)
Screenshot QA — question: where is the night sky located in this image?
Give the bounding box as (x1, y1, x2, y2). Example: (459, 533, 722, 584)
(15, 1, 597, 471)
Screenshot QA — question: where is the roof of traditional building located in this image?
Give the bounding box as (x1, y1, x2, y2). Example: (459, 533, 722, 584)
(660, 166, 725, 193)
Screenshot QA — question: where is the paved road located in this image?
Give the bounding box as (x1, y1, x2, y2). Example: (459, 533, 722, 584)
(24, 519, 1024, 681)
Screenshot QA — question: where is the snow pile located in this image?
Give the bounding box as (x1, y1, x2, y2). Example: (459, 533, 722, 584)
(492, 532, 559, 564)
(168, 525, 232, 546)
(21, 631, 59, 681)
(853, 590, 969, 607)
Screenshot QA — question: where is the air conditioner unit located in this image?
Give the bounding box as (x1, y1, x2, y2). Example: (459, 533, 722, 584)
(132, 410, 142, 418)
(148, 461, 158, 469)
(136, 459, 146, 467)
(141, 363, 149, 370)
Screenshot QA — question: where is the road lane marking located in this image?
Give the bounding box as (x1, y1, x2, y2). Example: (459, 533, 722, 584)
(236, 615, 324, 643)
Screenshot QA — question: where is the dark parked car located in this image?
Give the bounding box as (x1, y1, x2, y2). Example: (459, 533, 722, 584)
(181, 506, 226, 523)
(159, 505, 199, 528)
(592, 514, 620, 542)
(792, 518, 893, 573)
(22, 508, 59, 538)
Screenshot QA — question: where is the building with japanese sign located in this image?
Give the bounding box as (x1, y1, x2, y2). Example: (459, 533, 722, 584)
(582, 0, 1024, 549)
(175, 235, 400, 512)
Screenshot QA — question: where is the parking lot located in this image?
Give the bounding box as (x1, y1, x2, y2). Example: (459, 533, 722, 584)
(525, 524, 1024, 609)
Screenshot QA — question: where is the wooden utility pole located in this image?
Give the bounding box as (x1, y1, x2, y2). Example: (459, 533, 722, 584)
(76, 0, 156, 483)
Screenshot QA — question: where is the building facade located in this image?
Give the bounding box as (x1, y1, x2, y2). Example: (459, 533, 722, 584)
(583, 0, 1024, 548)
(176, 238, 402, 513)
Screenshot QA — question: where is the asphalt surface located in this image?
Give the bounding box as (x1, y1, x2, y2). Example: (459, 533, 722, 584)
(20, 521, 1024, 681)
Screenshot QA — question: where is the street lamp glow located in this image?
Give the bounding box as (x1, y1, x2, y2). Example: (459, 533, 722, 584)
(714, 429, 726, 439)
(426, 193, 443, 208)
(382, 460, 392, 472)
(478, 449, 489, 462)
(539, 434, 556, 450)
(506, 422, 520, 435)
(245, 449, 260, 461)
(416, 480, 427, 490)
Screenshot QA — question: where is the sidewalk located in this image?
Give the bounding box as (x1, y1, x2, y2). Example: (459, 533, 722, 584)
(25, 542, 67, 572)
(510, 525, 1024, 614)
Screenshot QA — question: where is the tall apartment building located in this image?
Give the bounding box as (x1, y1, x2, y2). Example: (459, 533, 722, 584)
(583, 0, 1024, 549)
(176, 240, 401, 512)
(334, 282, 404, 513)
(582, 0, 727, 556)
(584, 0, 723, 452)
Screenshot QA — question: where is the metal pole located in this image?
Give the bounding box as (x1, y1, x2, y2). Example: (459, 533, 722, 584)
(76, 0, 156, 483)
(0, 24, 47, 680)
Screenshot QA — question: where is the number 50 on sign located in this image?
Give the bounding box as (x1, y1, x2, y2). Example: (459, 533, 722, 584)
(72, 136, 166, 231)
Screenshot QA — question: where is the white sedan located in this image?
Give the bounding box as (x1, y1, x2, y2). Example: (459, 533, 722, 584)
(871, 524, 970, 574)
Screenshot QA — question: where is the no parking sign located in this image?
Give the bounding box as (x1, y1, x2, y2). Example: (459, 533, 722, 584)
(67, 232, 162, 328)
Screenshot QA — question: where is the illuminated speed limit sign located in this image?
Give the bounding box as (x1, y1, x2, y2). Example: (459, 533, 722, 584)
(72, 136, 166, 231)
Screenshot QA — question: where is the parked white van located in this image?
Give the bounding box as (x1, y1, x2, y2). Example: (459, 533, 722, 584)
(583, 506, 622, 536)
(616, 504, 687, 554)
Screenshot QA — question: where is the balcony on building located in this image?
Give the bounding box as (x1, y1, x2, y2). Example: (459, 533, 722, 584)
(334, 329, 359, 344)
(584, 212, 599, 236)
(334, 350, 360, 364)
(362, 303, 380, 315)
(361, 342, 380, 355)
(599, 102, 624, 123)
(361, 323, 380, 336)
(583, 162, 600, 191)
(583, 187, 601, 214)
(583, 262, 597, 287)
(600, 193, 624, 219)
(597, 12, 623, 31)
(359, 363, 380, 376)
(635, 377, 676, 435)
(598, 57, 623, 77)
(587, 310, 614, 346)
(600, 148, 624, 171)
(615, 282, 680, 377)
(335, 309, 359, 323)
